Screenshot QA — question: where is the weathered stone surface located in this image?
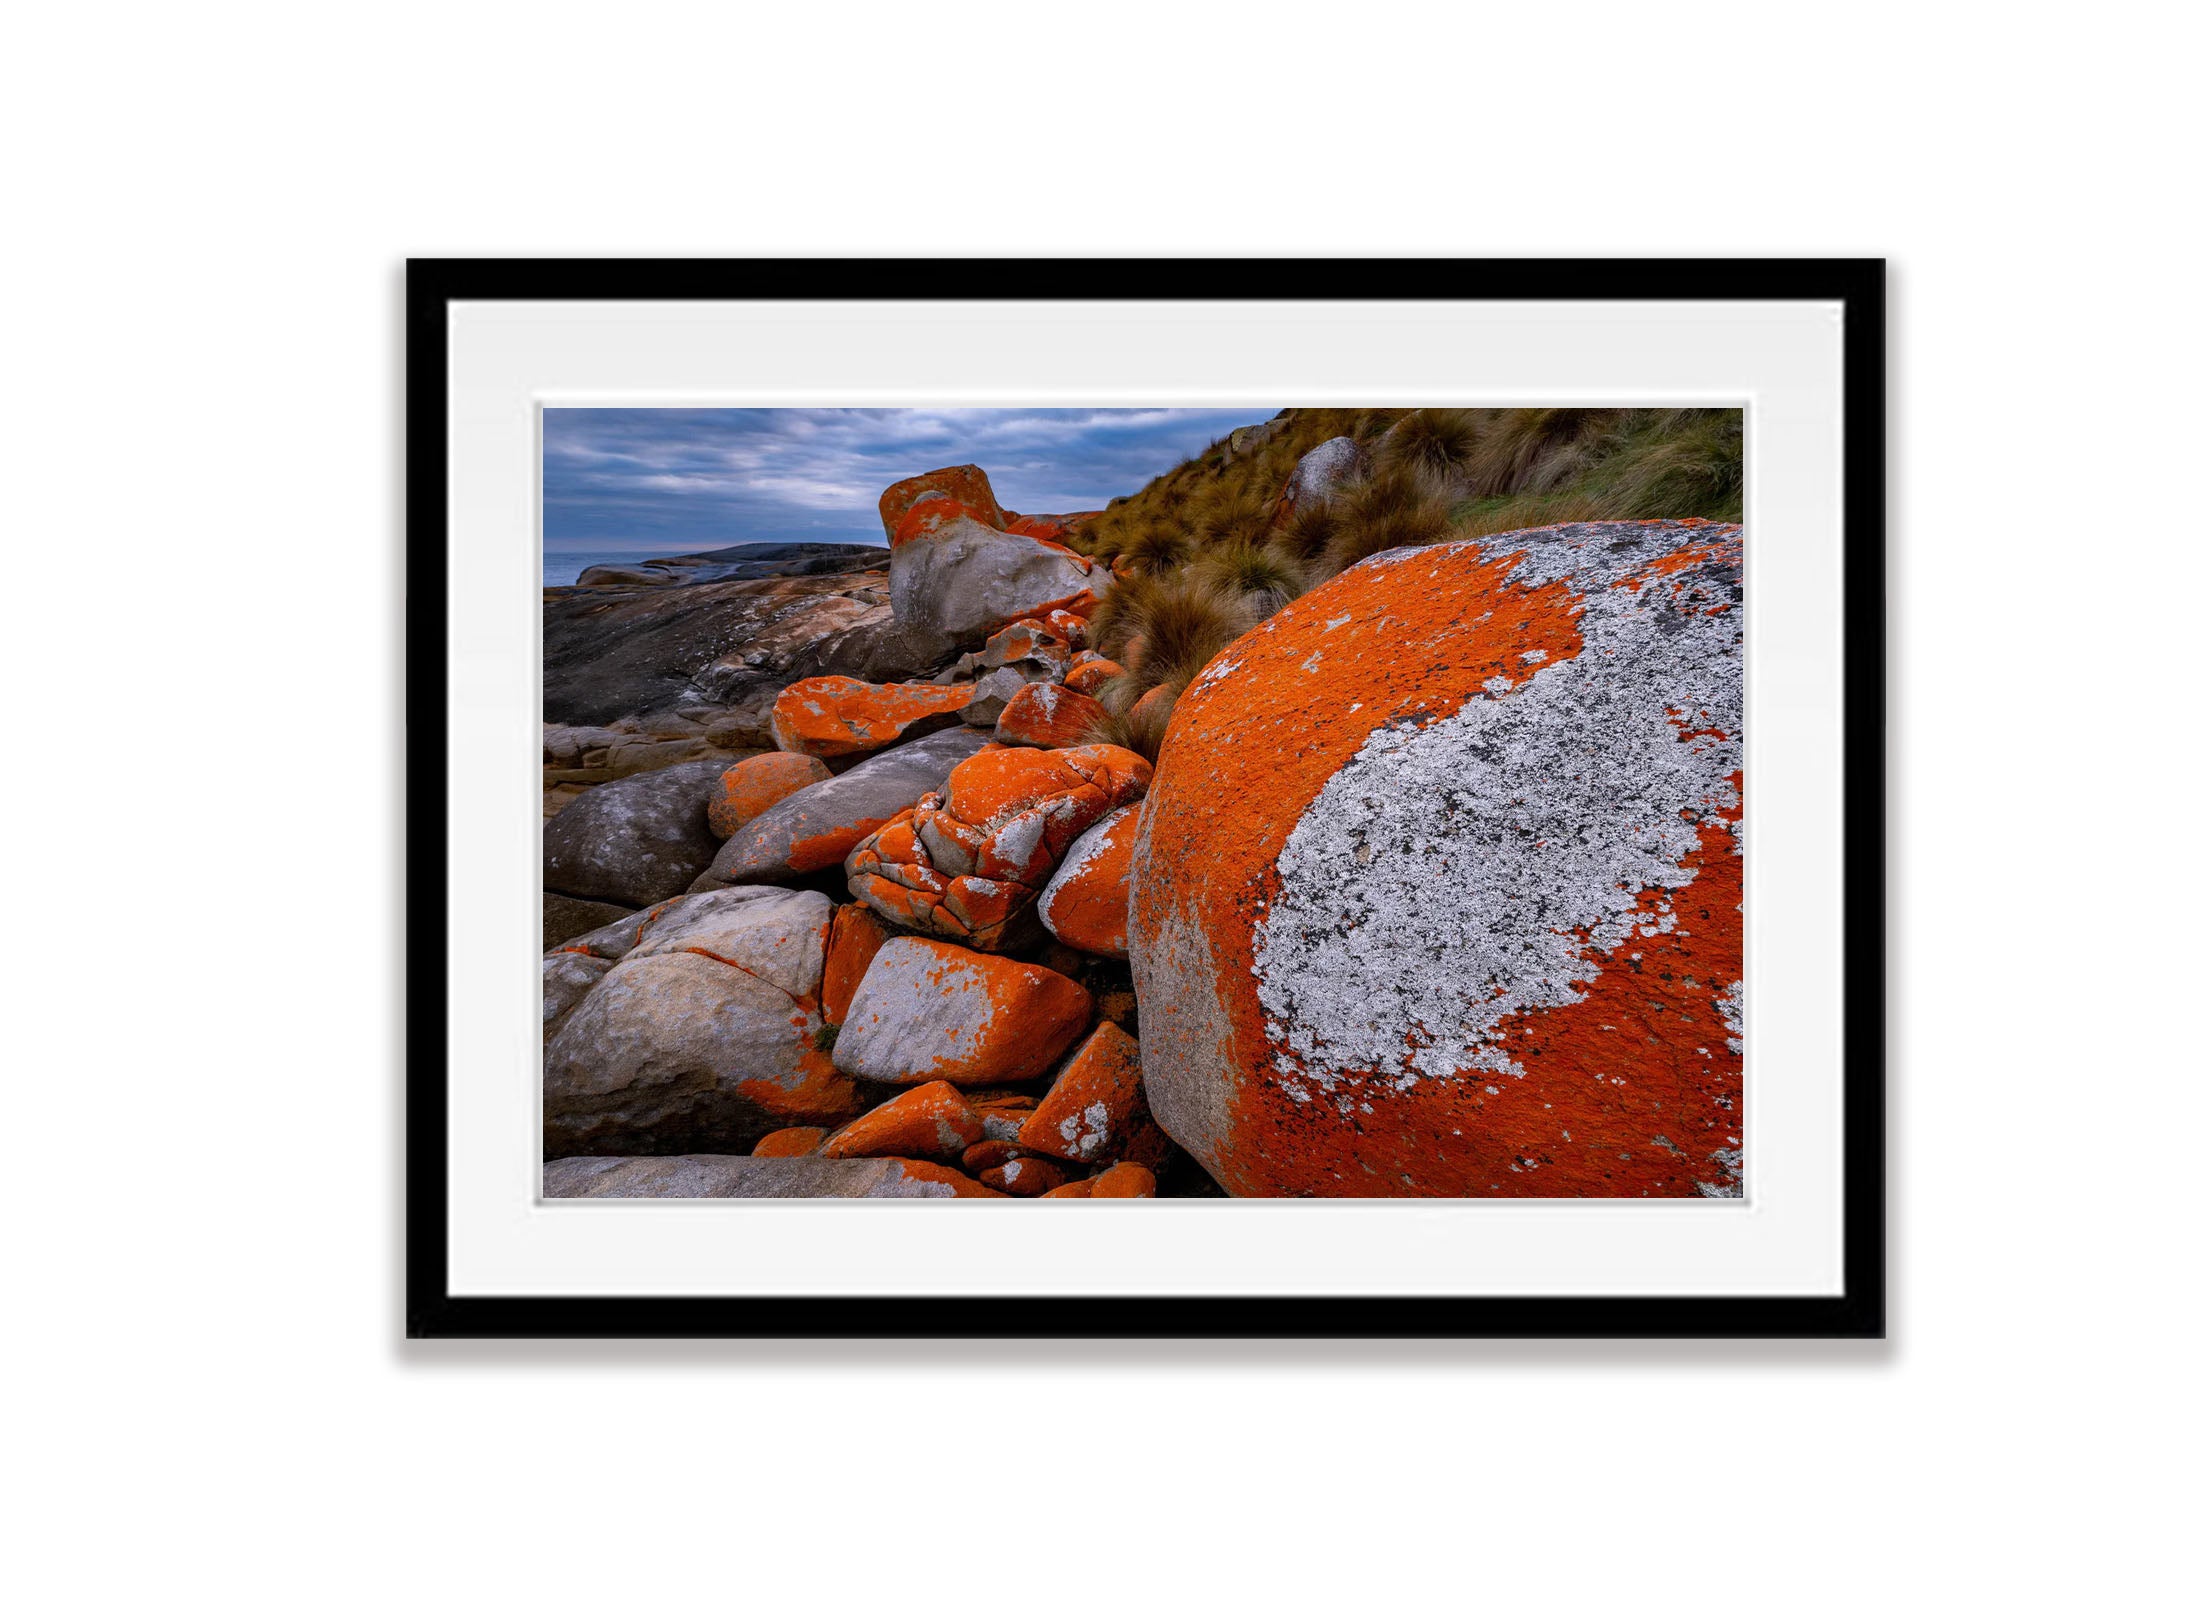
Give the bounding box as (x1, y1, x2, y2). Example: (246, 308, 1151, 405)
(977, 1154, 1071, 1196)
(544, 891, 632, 951)
(543, 759, 736, 908)
(1019, 1021, 1148, 1165)
(543, 1154, 996, 1199)
(543, 950, 612, 1039)
(545, 561, 901, 726)
(1275, 435, 1369, 523)
(817, 1082, 985, 1161)
(544, 887, 860, 1156)
(995, 682, 1111, 750)
(1090, 1162, 1158, 1199)
(956, 666, 1028, 726)
(770, 676, 975, 759)
(889, 512, 1111, 652)
(1036, 802, 1139, 957)
(1130, 521, 1745, 1198)
(832, 936, 1092, 1087)
(880, 465, 1009, 539)
(692, 727, 993, 889)
(751, 1126, 829, 1157)
(845, 744, 1151, 951)
(708, 752, 833, 840)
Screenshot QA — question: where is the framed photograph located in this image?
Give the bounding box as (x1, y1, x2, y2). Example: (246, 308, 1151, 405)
(407, 259, 1884, 1338)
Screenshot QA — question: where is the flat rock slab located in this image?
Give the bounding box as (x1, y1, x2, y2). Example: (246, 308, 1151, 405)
(543, 1154, 987, 1199)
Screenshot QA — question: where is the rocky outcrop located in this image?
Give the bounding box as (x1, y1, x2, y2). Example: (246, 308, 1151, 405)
(543, 886, 858, 1156)
(832, 937, 1092, 1087)
(844, 744, 1151, 951)
(569, 541, 891, 590)
(1129, 522, 1745, 1198)
(769, 676, 974, 759)
(691, 727, 992, 889)
(543, 891, 632, 950)
(543, 759, 737, 907)
(544, 1153, 996, 1199)
(1017, 1022, 1149, 1166)
(1036, 801, 1139, 957)
(889, 511, 1109, 652)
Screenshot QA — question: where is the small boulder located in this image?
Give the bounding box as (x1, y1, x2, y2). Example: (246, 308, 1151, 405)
(1040, 1178, 1096, 1199)
(543, 759, 736, 908)
(817, 1082, 986, 1161)
(770, 676, 975, 759)
(1091, 1162, 1158, 1199)
(1039, 609, 1090, 649)
(544, 891, 633, 950)
(978, 1155, 1072, 1196)
(1275, 435, 1369, 522)
(832, 936, 1092, 1087)
(708, 751, 833, 840)
(1018, 1021, 1149, 1165)
(752, 1126, 829, 1158)
(845, 744, 1151, 951)
(693, 726, 992, 888)
(956, 666, 1029, 727)
(1064, 655, 1124, 696)
(995, 683, 1112, 750)
(880, 465, 1009, 539)
(1036, 801, 1140, 957)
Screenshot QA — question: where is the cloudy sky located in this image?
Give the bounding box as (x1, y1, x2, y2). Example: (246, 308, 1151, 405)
(542, 407, 1278, 553)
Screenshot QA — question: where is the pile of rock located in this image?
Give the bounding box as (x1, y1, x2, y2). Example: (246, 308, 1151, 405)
(544, 464, 1168, 1200)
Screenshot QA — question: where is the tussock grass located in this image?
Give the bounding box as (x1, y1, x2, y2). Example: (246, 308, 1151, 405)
(1071, 405, 1741, 767)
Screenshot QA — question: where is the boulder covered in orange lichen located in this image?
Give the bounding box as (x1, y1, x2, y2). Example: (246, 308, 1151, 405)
(845, 744, 1152, 951)
(543, 886, 862, 1156)
(818, 1081, 985, 1162)
(1036, 801, 1139, 957)
(1129, 522, 1745, 1199)
(831, 936, 1092, 1087)
(820, 902, 895, 1026)
(890, 507, 1113, 652)
(693, 727, 991, 888)
(708, 752, 832, 840)
(770, 675, 975, 759)
(977, 1154, 1072, 1196)
(1018, 1021, 1149, 1165)
(880, 465, 1008, 539)
(751, 1126, 829, 1158)
(1064, 654, 1123, 696)
(1038, 609, 1090, 648)
(994, 682, 1112, 750)
(1090, 1162, 1158, 1199)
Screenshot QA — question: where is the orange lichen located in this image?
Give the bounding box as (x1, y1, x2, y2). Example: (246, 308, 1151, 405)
(880, 465, 1008, 540)
(709, 752, 833, 840)
(1090, 1162, 1158, 1199)
(770, 676, 975, 759)
(820, 902, 895, 1027)
(751, 1126, 828, 1158)
(995, 683, 1111, 749)
(818, 1081, 984, 1161)
(1064, 656, 1124, 695)
(1019, 1021, 1148, 1164)
(1036, 801, 1139, 957)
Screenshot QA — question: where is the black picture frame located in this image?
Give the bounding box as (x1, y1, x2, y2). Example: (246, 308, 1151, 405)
(406, 258, 1886, 1340)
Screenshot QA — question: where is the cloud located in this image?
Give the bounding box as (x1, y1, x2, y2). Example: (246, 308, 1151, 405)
(542, 406, 1278, 553)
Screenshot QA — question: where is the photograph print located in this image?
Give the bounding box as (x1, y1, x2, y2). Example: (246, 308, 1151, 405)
(540, 405, 1744, 1202)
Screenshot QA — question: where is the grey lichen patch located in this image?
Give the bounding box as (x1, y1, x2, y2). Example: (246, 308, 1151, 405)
(1252, 523, 1743, 1109)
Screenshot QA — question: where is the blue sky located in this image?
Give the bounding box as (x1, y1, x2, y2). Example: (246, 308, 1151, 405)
(542, 407, 1278, 553)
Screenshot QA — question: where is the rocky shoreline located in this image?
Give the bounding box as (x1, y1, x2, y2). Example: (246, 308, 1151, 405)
(543, 445, 1745, 1200)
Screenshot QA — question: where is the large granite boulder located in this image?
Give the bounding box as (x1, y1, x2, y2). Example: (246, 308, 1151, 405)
(889, 512, 1109, 652)
(544, 1154, 996, 1198)
(1274, 435, 1369, 523)
(543, 886, 860, 1156)
(543, 759, 736, 907)
(691, 726, 992, 889)
(1129, 521, 1746, 1199)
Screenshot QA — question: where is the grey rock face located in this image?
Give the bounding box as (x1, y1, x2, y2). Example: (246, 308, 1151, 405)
(1278, 435, 1370, 517)
(544, 891, 632, 951)
(956, 666, 1029, 726)
(543, 1154, 978, 1199)
(543, 887, 836, 1157)
(888, 515, 1109, 651)
(543, 759, 737, 908)
(690, 726, 990, 889)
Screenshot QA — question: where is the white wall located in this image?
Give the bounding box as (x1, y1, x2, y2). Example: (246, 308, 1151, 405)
(7, 4, 2189, 1596)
